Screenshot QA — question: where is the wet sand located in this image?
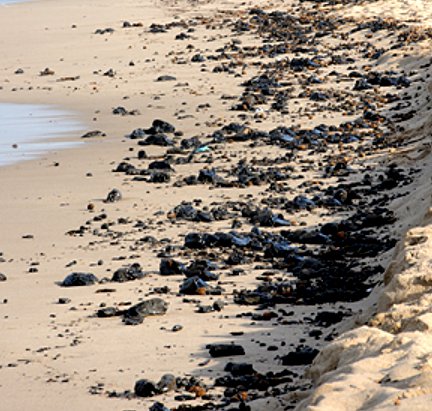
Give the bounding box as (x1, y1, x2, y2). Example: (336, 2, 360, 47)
(0, 0, 432, 410)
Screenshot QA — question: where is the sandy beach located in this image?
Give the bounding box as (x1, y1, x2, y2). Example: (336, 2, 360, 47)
(0, 0, 432, 410)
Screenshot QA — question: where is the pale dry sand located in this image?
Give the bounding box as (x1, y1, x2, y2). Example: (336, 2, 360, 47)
(1, 0, 432, 410)
(347, 0, 432, 26)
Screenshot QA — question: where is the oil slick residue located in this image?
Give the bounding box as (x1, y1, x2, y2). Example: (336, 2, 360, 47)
(0, 103, 83, 166)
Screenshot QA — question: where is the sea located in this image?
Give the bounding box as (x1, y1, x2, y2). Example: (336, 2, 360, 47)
(0, 0, 27, 4)
(0, 103, 83, 166)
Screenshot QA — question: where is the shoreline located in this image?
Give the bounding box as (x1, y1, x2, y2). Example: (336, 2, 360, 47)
(0, 0, 431, 410)
(0, 102, 85, 166)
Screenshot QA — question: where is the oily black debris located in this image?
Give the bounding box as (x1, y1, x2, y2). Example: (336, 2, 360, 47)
(96, 297, 168, 325)
(104, 188, 122, 203)
(207, 344, 246, 358)
(112, 106, 140, 116)
(59, 0, 432, 409)
(122, 298, 168, 325)
(81, 130, 106, 138)
(60, 272, 99, 287)
(111, 262, 146, 282)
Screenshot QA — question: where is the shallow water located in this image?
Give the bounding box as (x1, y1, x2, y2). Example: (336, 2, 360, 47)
(0, 103, 83, 166)
(0, 0, 27, 4)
